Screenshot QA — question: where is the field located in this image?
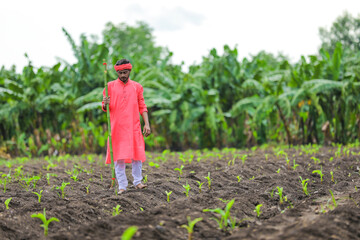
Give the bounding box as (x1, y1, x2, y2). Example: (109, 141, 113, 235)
(1, 145, 360, 240)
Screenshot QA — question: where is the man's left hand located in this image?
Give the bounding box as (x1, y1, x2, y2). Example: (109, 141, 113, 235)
(143, 124, 151, 137)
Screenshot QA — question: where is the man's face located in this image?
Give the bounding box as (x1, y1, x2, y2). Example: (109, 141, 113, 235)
(116, 69, 131, 82)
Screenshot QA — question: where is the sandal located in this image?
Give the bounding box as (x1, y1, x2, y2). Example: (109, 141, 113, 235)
(135, 183, 148, 189)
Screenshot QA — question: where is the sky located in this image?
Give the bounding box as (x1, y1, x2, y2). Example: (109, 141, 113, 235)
(1, 0, 359, 72)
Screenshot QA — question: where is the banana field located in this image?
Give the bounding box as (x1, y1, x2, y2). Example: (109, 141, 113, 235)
(0, 15, 360, 159)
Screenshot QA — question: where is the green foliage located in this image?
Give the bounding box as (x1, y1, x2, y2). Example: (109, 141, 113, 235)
(299, 176, 310, 196)
(1, 14, 360, 156)
(113, 205, 122, 216)
(181, 216, 203, 240)
(121, 226, 138, 240)
(312, 167, 324, 183)
(165, 190, 172, 203)
(31, 208, 60, 236)
(4, 197, 12, 210)
(56, 181, 70, 199)
(203, 199, 236, 231)
(254, 204, 263, 217)
(32, 190, 44, 203)
(204, 172, 212, 190)
(183, 181, 191, 197)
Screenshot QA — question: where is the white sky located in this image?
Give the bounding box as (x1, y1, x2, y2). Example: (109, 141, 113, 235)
(1, 0, 359, 72)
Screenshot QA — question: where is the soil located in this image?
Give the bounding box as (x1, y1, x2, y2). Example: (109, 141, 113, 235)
(0, 146, 359, 240)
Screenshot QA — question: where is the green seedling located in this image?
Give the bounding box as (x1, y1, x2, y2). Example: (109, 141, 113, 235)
(46, 173, 58, 185)
(196, 181, 204, 193)
(236, 176, 241, 183)
(181, 216, 203, 240)
(249, 176, 255, 180)
(56, 181, 70, 199)
(183, 181, 191, 197)
(292, 159, 299, 170)
(270, 187, 275, 198)
(276, 168, 281, 174)
(165, 190, 172, 202)
(299, 176, 310, 196)
(254, 204, 263, 217)
(32, 190, 44, 203)
(265, 154, 269, 161)
(14, 165, 24, 178)
(218, 198, 229, 203)
(113, 205, 122, 216)
(143, 175, 148, 183)
(330, 171, 334, 182)
(204, 172, 212, 190)
(149, 161, 160, 168)
(311, 156, 320, 164)
(4, 197, 12, 210)
(203, 199, 236, 231)
(188, 154, 194, 164)
(140, 207, 144, 211)
(276, 187, 284, 204)
(241, 154, 248, 165)
(121, 226, 138, 240)
(2, 170, 11, 193)
(312, 167, 324, 183)
(31, 208, 59, 236)
(174, 165, 184, 180)
(85, 184, 90, 194)
(329, 157, 334, 162)
(329, 189, 338, 208)
(100, 173, 103, 182)
(285, 158, 290, 169)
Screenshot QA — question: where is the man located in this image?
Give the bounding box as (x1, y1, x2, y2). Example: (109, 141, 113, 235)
(102, 59, 150, 193)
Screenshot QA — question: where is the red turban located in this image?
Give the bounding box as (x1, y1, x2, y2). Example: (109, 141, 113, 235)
(114, 63, 132, 71)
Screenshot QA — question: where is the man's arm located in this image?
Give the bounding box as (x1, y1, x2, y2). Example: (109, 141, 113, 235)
(141, 111, 151, 137)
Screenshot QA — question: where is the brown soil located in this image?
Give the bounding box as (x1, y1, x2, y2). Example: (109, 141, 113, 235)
(0, 146, 359, 240)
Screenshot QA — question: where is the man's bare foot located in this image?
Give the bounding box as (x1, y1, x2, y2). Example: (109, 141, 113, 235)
(119, 189, 126, 194)
(135, 183, 147, 189)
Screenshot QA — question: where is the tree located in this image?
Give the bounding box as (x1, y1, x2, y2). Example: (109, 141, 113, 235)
(319, 11, 360, 54)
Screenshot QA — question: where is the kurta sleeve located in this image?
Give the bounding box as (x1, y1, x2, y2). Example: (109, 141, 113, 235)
(101, 85, 110, 112)
(137, 84, 148, 114)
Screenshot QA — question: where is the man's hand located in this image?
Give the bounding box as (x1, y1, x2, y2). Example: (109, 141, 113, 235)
(103, 96, 110, 107)
(143, 124, 151, 137)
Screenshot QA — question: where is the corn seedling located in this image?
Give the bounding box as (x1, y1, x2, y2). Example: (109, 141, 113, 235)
(218, 198, 229, 203)
(236, 176, 241, 182)
(311, 157, 320, 164)
(174, 165, 184, 180)
(32, 190, 44, 203)
(196, 181, 204, 193)
(330, 171, 334, 182)
(249, 176, 255, 180)
(181, 216, 203, 240)
(183, 181, 191, 197)
(56, 181, 70, 199)
(312, 167, 324, 183)
(31, 208, 59, 236)
(4, 197, 12, 210)
(100, 173, 103, 182)
(121, 226, 138, 240)
(285, 158, 290, 169)
(204, 172, 212, 190)
(46, 173, 57, 185)
(140, 207, 144, 211)
(329, 189, 338, 208)
(149, 161, 160, 168)
(86, 184, 90, 194)
(241, 154, 248, 164)
(2, 170, 11, 193)
(203, 199, 236, 231)
(113, 205, 122, 216)
(143, 175, 148, 183)
(329, 157, 334, 162)
(299, 176, 310, 196)
(254, 204, 263, 217)
(276, 187, 284, 204)
(165, 190, 172, 202)
(188, 154, 194, 164)
(265, 154, 269, 161)
(276, 168, 281, 174)
(292, 159, 299, 170)
(270, 187, 275, 198)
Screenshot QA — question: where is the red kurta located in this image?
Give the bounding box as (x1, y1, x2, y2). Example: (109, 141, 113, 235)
(102, 78, 148, 164)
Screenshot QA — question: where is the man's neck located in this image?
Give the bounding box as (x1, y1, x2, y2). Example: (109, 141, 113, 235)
(120, 78, 129, 84)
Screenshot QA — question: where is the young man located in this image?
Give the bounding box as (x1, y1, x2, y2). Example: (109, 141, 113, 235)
(102, 59, 151, 193)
